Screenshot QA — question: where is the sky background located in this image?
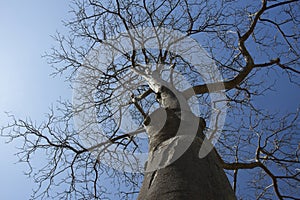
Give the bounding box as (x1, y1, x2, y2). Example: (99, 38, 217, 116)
(0, 1, 70, 199)
(0, 1, 299, 200)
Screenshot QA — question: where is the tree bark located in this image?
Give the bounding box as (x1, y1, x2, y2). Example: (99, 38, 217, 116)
(137, 87, 236, 200)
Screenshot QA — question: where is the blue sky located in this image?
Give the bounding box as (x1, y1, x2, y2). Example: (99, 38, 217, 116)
(0, 1, 70, 199)
(0, 1, 299, 199)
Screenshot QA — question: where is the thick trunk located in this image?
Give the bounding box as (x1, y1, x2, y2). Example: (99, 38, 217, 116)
(137, 87, 236, 200)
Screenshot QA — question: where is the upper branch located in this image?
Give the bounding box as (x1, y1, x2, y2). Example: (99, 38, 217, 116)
(183, 0, 299, 99)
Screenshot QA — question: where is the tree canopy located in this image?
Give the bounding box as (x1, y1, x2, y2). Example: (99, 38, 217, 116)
(2, 0, 300, 199)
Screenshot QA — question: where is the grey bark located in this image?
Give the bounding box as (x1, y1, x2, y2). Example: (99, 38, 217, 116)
(137, 86, 236, 200)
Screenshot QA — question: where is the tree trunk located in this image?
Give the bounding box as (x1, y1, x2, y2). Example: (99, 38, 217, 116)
(137, 87, 236, 200)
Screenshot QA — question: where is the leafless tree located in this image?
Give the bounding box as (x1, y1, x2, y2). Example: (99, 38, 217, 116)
(2, 0, 300, 199)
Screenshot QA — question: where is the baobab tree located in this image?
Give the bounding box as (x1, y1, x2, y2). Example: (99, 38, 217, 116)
(2, 0, 300, 199)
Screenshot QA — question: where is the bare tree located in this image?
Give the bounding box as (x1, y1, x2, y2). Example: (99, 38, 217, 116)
(2, 0, 300, 199)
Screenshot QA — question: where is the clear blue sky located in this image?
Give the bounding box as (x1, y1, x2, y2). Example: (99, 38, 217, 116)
(0, 1, 299, 199)
(0, 1, 70, 199)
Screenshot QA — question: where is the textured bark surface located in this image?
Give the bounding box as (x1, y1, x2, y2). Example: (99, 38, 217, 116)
(137, 108, 236, 200)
